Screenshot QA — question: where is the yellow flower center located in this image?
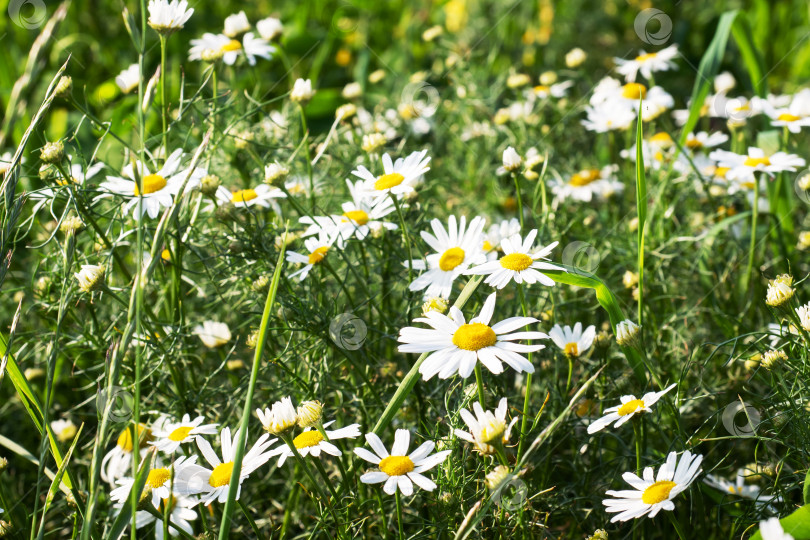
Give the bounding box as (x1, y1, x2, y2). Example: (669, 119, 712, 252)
(116, 424, 152, 452)
(378, 455, 415, 476)
(168, 426, 193, 442)
(293, 431, 325, 449)
(569, 169, 601, 186)
(482, 240, 494, 252)
(743, 156, 771, 167)
(208, 462, 234, 487)
(714, 166, 730, 178)
(564, 342, 579, 357)
(308, 246, 329, 265)
(617, 399, 645, 416)
(438, 247, 466, 271)
(650, 132, 673, 147)
(621, 83, 647, 100)
(453, 323, 497, 351)
(641, 480, 677, 505)
(635, 52, 658, 62)
(778, 113, 801, 122)
(146, 467, 171, 489)
(161, 249, 171, 261)
(374, 172, 405, 191)
(685, 139, 703, 149)
(343, 209, 370, 226)
(231, 189, 258, 203)
(728, 486, 742, 494)
(534, 85, 550, 93)
(500, 252, 533, 271)
(221, 39, 242, 52)
(134, 174, 167, 195)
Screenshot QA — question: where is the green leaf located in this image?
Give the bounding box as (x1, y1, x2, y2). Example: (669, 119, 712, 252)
(804, 469, 810, 505)
(750, 504, 810, 540)
(731, 14, 768, 97)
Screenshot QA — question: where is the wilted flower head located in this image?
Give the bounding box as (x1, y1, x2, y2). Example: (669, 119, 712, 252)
(264, 162, 289, 185)
(40, 141, 64, 164)
(765, 274, 794, 307)
(74, 264, 105, 293)
(296, 400, 323, 428)
(615, 319, 640, 347)
(257, 397, 298, 435)
(761, 349, 787, 370)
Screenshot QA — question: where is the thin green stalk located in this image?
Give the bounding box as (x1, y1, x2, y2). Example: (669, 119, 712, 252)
(474, 363, 486, 409)
(159, 34, 168, 156)
(375, 490, 389, 538)
(237, 501, 263, 539)
(745, 180, 760, 291)
(632, 418, 643, 475)
(516, 284, 532, 461)
(395, 490, 405, 540)
(392, 195, 414, 284)
(513, 173, 524, 230)
(297, 104, 315, 212)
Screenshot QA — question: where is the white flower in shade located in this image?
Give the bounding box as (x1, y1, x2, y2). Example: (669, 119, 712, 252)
(603, 451, 703, 522)
(481, 218, 521, 257)
(256, 17, 283, 40)
(709, 147, 805, 181)
(454, 398, 519, 455)
(175, 428, 278, 505)
(290, 78, 315, 103)
(101, 424, 153, 485)
(589, 79, 673, 121)
(285, 232, 335, 281)
(703, 469, 779, 508)
(684, 131, 728, 153)
(214, 184, 285, 210)
(51, 419, 77, 443)
(405, 216, 486, 299)
(99, 149, 205, 219)
(112, 494, 197, 540)
(75, 264, 105, 293)
(223, 11, 250, 37)
(352, 150, 431, 201)
(587, 384, 676, 434)
(193, 321, 231, 348)
(551, 165, 624, 203)
(765, 274, 795, 307)
(274, 421, 361, 465)
(532, 80, 574, 99)
(397, 292, 548, 380)
(614, 45, 679, 82)
(147, 0, 193, 34)
(58, 159, 104, 186)
(549, 322, 596, 358)
(115, 64, 140, 94)
(762, 89, 810, 133)
(502, 147, 522, 172)
(189, 33, 274, 66)
(151, 414, 219, 454)
(110, 455, 197, 507)
(616, 319, 641, 347)
(465, 230, 564, 289)
(256, 397, 298, 435)
(759, 518, 794, 540)
(299, 180, 398, 248)
(714, 71, 736, 94)
(354, 429, 450, 496)
(796, 302, 810, 331)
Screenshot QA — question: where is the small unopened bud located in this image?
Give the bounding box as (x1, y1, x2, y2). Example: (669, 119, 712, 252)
(55, 76, 73, 98)
(565, 47, 587, 68)
(336, 103, 357, 121)
(200, 174, 221, 197)
(615, 319, 640, 348)
(40, 141, 64, 164)
(761, 349, 787, 370)
(252, 275, 270, 293)
(506, 73, 531, 89)
(245, 329, 259, 349)
(539, 71, 557, 85)
(264, 162, 289, 185)
(422, 296, 448, 316)
(368, 69, 385, 84)
(226, 359, 245, 370)
(422, 25, 443, 42)
(485, 465, 511, 490)
(342, 82, 362, 100)
(622, 270, 639, 289)
(60, 216, 84, 235)
(587, 529, 609, 540)
(74, 264, 106, 293)
(296, 400, 323, 428)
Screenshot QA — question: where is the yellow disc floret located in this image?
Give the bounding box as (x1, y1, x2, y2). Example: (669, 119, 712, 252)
(134, 174, 167, 195)
(374, 172, 405, 191)
(453, 323, 497, 351)
(378, 455, 415, 476)
(500, 252, 533, 271)
(641, 480, 677, 504)
(293, 431, 325, 449)
(617, 399, 645, 416)
(439, 247, 466, 271)
(208, 462, 235, 487)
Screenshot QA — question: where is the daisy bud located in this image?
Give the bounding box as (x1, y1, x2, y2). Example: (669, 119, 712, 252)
(743, 354, 761, 371)
(256, 17, 283, 41)
(587, 530, 609, 540)
(40, 141, 64, 164)
(628, 217, 639, 232)
(264, 161, 289, 185)
(523, 169, 538, 181)
(74, 264, 106, 293)
(0, 456, 7, 470)
(506, 73, 531, 89)
(713, 71, 736, 94)
(615, 319, 641, 348)
(594, 331, 612, 350)
(201, 48, 224, 63)
(226, 359, 245, 370)
(60, 216, 84, 235)
(502, 147, 522, 172)
(362, 133, 387, 153)
(565, 47, 587, 68)
(368, 69, 386, 84)
(761, 349, 787, 370)
(342, 82, 363, 99)
(24, 368, 45, 380)
(296, 400, 323, 428)
(422, 25, 443, 42)
(439, 491, 453, 504)
(765, 274, 794, 308)
(336, 103, 357, 121)
(622, 270, 639, 289)
(55, 75, 73, 98)
(252, 275, 270, 293)
(290, 78, 315, 104)
(539, 71, 557, 86)
(200, 174, 221, 196)
(485, 465, 511, 490)
(422, 296, 449, 316)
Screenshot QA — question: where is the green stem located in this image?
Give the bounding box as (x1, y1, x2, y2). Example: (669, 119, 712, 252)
(513, 173, 524, 230)
(237, 500, 263, 539)
(632, 418, 643, 475)
(159, 34, 168, 156)
(474, 363, 486, 409)
(745, 180, 760, 291)
(395, 490, 405, 540)
(516, 283, 532, 462)
(392, 195, 414, 285)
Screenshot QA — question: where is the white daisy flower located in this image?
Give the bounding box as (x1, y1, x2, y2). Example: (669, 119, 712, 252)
(189, 33, 274, 66)
(397, 292, 548, 380)
(147, 0, 193, 34)
(481, 218, 521, 257)
(290, 78, 315, 103)
(192, 321, 231, 348)
(354, 429, 451, 496)
(796, 302, 810, 332)
(51, 418, 78, 443)
(549, 322, 596, 358)
(603, 450, 703, 522)
(151, 414, 219, 454)
(256, 17, 283, 41)
(274, 421, 361, 466)
(589, 79, 673, 121)
(99, 149, 205, 219)
(112, 494, 197, 540)
(454, 398, 519, 455)
(283, 176, 323, 197)
(587, 384, 676, 434)
(110, 455, 197, 507)
(256, 396, 298, 435)
(684, 131, 729, 153)
(703, 469, 780, 508)
(352, 150, 431, 201)
(614, 45, 679, 82)
(405, 215, 486, 299)
(285, 232, 335, 281)
(759, 518, 794, 540)
(214, 184, 286, 210)
(550, 165, 624, 202)
(223, 11, 250, 37)
(581, 103, 637, 133)
(532, 80, 574, 99)
(175, 427, 278, 505)
(708, 147, 805, 182)
(762, 90, 810, 133)
(101, 424, 153, 485)
(116, 64, 140, 94)
(465, 230, 564, 289)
